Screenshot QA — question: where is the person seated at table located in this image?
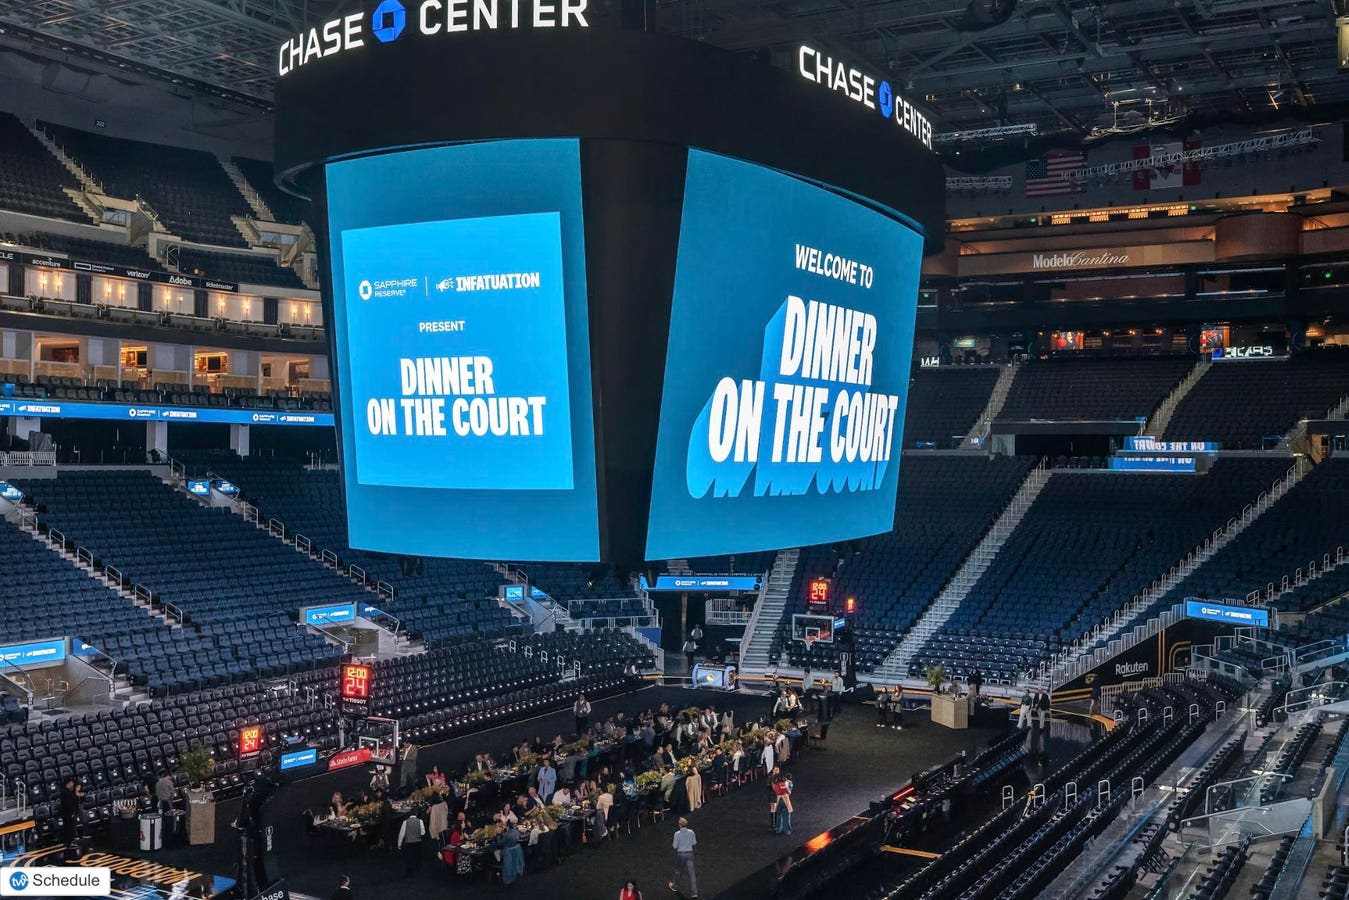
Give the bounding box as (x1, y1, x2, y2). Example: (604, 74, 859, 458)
(442, 822, 466, 871)
(551, 785, 573, 807)
(660, 768, 678, 804)
(471, 753, 492, 774)
(514, 740, 531, 761)
(524, 787, 546, 810)
(574, 780, 591, 803)
(659, 743, 678, 769)
(709, 747, 729, 787)
(596, 783, 614, 823)
(425, 766, 448, 789)
(551, 734, 566, 753)
(514, 794, 531, 819)
(694, 727, 712, 753)
(639, 722, 656, 749)
(329, 792, 348, 820)
(499, 803, 519, 825)
(532, 735, 548, 754)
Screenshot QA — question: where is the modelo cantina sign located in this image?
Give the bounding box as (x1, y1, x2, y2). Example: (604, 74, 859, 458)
(1031, 249, 1130, 269)
(954, 240, 1214, 277)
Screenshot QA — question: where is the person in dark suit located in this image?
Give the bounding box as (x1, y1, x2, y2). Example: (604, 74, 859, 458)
(331, 875, 354, 900)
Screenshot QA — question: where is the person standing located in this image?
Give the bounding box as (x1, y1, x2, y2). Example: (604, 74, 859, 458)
(682, 635, 698, 671)
(669, 818, 698, 899)
(58, 776, 84, 849)
(1035, 689, 1051, 729)
(397, 812, 426, 877)
(684, 763, 703, 812)
(771, 773, 794, 836)
(968, 668, 984, 712)
(498, 821, 525, 886)
(875, 687, 890, 728)
(398, 742, 419, 793)
(331, 875, 354, 900)
(537, 759, 557, 804)
(893, 685, 905, 730)
(155, 770, 176, 815)
(574, 694, 592, 736)
(1018, 687, 1033, 730)
(829, 672, 844, 717)
(619, 879, 643, 900)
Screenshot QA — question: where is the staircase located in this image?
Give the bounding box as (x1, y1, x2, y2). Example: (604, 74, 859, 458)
(1042, 457, 1311, 687)
(12, 516, 154, 706)
(964, 361, 1019, 446)
(1145, 358, 1212, 437)
(739, 548, 800, 674)
(26, 120, 103, 193)
(871, 459, 1051, 681)
(217, 155, 276, 222)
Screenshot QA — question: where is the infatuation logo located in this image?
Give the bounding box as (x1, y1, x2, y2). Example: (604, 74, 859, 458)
(278, 0, 590, 76)
(686, 245, 902, 501)
(797, 45, 933, 149)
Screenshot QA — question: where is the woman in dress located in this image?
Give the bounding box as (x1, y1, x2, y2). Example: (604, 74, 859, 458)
(684, 762, 703, 812)
(619, 879, 643, 900)
(425, 766, 447, 789)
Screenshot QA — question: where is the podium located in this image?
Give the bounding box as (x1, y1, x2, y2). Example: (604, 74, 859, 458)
(930, 693, 969, 729)
(187, 790, 216, 845)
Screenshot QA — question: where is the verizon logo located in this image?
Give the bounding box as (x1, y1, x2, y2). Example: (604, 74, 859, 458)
(1031, 249, 1130, 270)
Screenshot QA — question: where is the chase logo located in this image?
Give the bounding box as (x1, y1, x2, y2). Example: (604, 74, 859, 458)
(371, 0, 406, 43)
(877, 81, 895, 119)
(358, 280, 374, 301)
(8, 872, 27, 891)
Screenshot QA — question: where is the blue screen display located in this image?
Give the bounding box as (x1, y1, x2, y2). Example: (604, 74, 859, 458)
(326, 140, 599, 561)
(646, 151, 921, 559)
(1184, 599, 1270, 628)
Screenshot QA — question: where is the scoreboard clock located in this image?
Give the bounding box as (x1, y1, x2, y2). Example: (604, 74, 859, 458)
(807, 577, 832, 611)
(340, 662, 374, 714)
(239, 724, 263, 758)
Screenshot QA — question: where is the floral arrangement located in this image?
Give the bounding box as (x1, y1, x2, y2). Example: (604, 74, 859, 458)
(348, 802, 383, 826)
(516, 752, 540, 771)
(558, 739, 589, 757)
(525, 806, 559, 830)
(775, 718, 795, 732)
(635, 770, 663, 790)
(605, 783, 617, 796)
(682, 706, 703, 718)
(465, 769, 491, 787)
(408, 785, 448, 807)
(468, 822, 506, 844)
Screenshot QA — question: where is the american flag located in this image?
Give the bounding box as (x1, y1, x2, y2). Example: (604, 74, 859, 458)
(1024, 149, 1086, 198)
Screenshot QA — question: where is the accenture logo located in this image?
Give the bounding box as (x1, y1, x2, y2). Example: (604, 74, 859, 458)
(371, 0, 405, 43)
(1031, 250, 1131, 270)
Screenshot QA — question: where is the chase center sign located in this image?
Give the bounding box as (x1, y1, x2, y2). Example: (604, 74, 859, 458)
(278, 0, 589, 76)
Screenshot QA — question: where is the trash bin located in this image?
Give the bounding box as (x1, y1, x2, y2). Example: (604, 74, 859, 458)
(138, 812, 163, 851)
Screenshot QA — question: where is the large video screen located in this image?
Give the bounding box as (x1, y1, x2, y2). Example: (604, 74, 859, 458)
(645, 150, 921, 559)
(326, 140, 599, 561)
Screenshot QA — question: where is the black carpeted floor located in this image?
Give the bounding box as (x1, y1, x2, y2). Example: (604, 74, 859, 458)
(141, 687, 1008, 900)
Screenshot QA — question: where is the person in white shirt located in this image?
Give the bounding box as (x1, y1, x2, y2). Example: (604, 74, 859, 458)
(551, 786, 573, 807)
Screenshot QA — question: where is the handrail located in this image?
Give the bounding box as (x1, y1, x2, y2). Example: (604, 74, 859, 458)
(164, 600, 185, 624)
(268, 517, 285, 537)
(0, 656, 35, 707)
(377, 580, 395, 601)
(349, 564, 367, 585)
(295, 534, 311, 555)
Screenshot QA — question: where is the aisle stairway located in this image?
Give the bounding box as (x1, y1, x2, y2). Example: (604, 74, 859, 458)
(1145, 358, 1212, 436)
(739, 548, 800, 673)
(870, 459, 1051, 682)
(964, 362, 1018, 446)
